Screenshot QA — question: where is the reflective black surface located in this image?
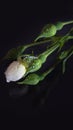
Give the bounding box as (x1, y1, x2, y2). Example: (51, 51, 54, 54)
(0, 1, 73, 119)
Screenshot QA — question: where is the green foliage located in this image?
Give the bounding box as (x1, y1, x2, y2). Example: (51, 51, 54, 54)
(22, 43, 60, 77)
(58, 45, 73, 73)
(34, 24, 56, 41)
(2, 20, 73, 85)
(4, 46, 25, 60)
(18, 67, 54, 85)
(18, 73, 40, 85)
(56, 21, 73, 30)
(35, 20, 73, 42)
(4, 48, 18, 60)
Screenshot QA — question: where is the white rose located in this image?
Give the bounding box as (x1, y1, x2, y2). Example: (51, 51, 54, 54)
(4, 61, 26, 83)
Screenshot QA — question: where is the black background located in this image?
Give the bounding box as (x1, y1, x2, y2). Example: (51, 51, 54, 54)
(0, 0, 73, 120)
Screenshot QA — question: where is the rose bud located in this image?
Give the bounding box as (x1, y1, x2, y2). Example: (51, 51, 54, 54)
(4, 61, 26, 82)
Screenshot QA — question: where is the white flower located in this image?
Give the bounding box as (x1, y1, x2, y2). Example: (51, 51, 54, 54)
(5, 61, 26, 82)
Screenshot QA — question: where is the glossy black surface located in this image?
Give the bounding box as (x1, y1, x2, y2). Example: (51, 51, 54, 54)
(0, 1, 73, 119)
